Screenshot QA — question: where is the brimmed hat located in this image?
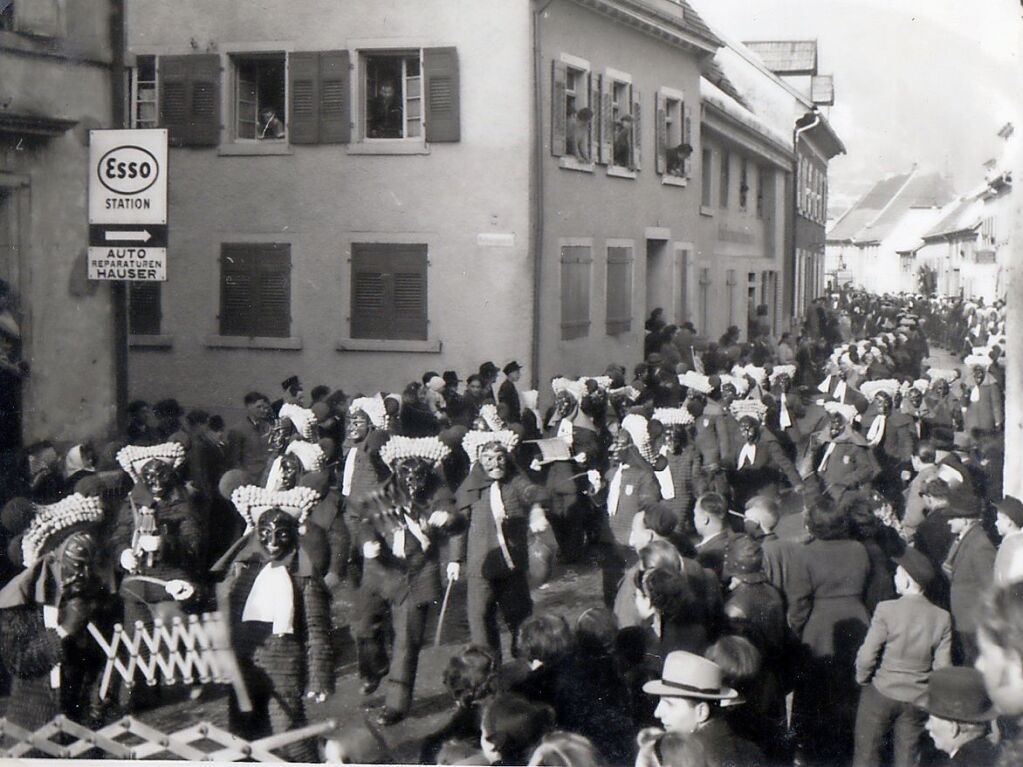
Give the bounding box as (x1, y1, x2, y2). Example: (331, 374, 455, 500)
(642, 651, 739, 700)
(378, 435, 451, 468)
(995, 496, 1023, 528)
(919, 667, 997, 723)
(894, 545, 935, 588)
(281, 375, 302, 393)
(116, 442, 187, 482)
(442, 370, 461, 385)
(230, 485, 321, 528)
(503, 360, 522, 375)
(462, 429, 519, 462)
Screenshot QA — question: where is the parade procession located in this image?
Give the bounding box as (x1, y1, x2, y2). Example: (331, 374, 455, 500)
(0, 0, 1021, 765)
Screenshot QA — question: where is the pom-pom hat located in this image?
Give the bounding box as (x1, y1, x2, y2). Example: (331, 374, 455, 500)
(349, 395, 387, 429)
(378, 435, 451, 468)
(230, 485, 321, 528)
(279, 403, 317, 440)
(652, 408, 694, 427)
(116, 442, 187, 482)
(462, 429, 519, 462)
(21, 494, 105, 567)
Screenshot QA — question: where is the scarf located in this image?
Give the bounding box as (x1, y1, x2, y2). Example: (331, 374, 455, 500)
(654, 464, 675, 500)
(391, 511, 431, 559)
(738, 443, 757, 469)
(489, 482, 515, 569)
(866, 415, 886, 447)
(607, 465, 626, 517)
(341, 447, 358, 497)
(970, 385, 981, 403)
(242, 561, 295, 635)
(779, 396, 792, 430)
(817, 441, 837, 472)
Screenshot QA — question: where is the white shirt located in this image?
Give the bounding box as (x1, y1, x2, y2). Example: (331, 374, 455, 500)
(738, 443, 757, 469)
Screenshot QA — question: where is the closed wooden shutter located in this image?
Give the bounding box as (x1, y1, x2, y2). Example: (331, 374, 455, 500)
(219, 243, 291, 337)
(289, 51, 351, 144)
(424, 47, 460, 143)
(599, 75, 612, 165)
(159, 54, 221, 147)
(128, 282, 162, 336)
(551, 60, 567, 157)
(631, 87, 641, 170)
(682, 103, 693, 177)
(351, 243, 428, 340)
(288, 52, 320, 144)
(320, 50, 350, 143)
(560, 245, 591, 341)
(606, 246, 633, 335)
(655, 92, 667, 175)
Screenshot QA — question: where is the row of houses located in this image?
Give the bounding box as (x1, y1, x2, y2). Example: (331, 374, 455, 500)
(1, 0, 844, 440)
(826, 122, 1015, 303)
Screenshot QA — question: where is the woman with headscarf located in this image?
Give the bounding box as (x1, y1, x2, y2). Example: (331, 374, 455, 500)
(63, 444, 96, 496)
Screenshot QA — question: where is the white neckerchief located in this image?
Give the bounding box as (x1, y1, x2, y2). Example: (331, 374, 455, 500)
(490, 482, 515, 569)
(607, 464, 626, 516)
(392, 511, 430, 559)
(43, 604, 61, 687)
(264, 456, 284, 490)
(738, 443, 757, 469)
(779, 396, 792, 429)
(817, 441, 837, 472)
(557, 417, 574, 447)
(867, 415, 886, 447)
(834, 379, 848, 403)
(970, 385, 981, 403)
(341, 447, 359, 497)
(242, 562, 295, 635)
(655, 463, 675, 500)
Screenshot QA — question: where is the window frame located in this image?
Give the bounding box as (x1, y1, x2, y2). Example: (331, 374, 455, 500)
(719, 149, 731, 208)
(130, 55, 159, 130)
(349, 242, 429, 341)
(559, 53, 594, 172)
(755, 164, 765, 218)
(739, 157, 750, 211)
(700, 147, 714, 212)
(229, 52, 289, 144)
(128, 281, 162, 336)
(604, 67, 636, 176)
(359, 49, 426, 144)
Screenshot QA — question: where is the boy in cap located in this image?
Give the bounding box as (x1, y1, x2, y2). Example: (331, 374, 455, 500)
(640, 650, 762, 766)
(853, 545, 952, 767)
(994, 496, 1023, 587)
(921, 667, 998, 767)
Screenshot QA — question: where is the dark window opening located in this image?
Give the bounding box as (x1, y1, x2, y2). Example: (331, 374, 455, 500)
(365, 53, 421, 139)
(235, 55, 286, 140)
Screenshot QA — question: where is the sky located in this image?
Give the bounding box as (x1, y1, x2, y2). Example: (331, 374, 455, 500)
(692, 0, 1022, 216)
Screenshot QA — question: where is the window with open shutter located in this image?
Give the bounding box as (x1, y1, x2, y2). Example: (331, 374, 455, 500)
(655, 92, 667, 175)
(606, 246, 633, 335)
(682, 103, 693, 177)
(424, 47, 459, 143)
(631, 87, 641, 170)
(159, 54, 221, 147)
(560, 245, 592, 341)
(219, 243, 291, 337)
(351, 243, 428, 340)
(128, 282, 162, 336)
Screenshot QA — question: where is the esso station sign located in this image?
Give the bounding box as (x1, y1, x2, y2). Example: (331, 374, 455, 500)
(88, 129, 167, 225)
(98, 146, 160, 196)
(88, 129, 169, 281)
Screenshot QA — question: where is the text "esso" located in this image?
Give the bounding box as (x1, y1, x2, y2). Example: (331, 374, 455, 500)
(98, 146, 159, 195)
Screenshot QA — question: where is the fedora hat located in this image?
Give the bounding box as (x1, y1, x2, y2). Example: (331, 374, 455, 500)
(920, 667, 997, 723)
(642, 651, 738, 701)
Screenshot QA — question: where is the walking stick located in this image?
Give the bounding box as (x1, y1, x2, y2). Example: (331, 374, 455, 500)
(434, 576, 456, 648)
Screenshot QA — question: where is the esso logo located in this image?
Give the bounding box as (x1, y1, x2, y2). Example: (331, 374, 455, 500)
(98, 146, 159, 195)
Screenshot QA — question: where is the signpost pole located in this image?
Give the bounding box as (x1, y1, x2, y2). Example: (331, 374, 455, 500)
(109, 0, 128, 431)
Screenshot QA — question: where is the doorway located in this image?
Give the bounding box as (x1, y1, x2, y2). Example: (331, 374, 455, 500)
(645, 238, 671, 325)
(0, 184, 24, 455)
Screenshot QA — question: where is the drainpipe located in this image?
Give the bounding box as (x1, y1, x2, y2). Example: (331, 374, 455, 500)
(529, 0, 555, 390)
(791, 111, 820, 326)
(110, 0, 128, 431)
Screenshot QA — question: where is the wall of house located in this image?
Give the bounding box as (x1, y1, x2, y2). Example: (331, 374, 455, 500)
(535, 0, 707, 397)
(0, 2, 117, 444)
(696, 130, 784, 341)
(125, 0, 533, 415)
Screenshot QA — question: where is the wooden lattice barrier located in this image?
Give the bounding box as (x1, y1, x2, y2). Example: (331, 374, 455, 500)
(88, 611, 250, 708)
(0, 715, 338, 761)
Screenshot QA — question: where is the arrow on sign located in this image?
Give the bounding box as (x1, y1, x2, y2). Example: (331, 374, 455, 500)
(105, 229, 153, 243)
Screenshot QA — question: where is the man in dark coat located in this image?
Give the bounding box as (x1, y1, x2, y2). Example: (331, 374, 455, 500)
(450, 436, 550, 662)
(921, 667, 999, 767)
(497, 361, 523, 425)
(352, 440, 458, 725)
(227, 391, 275, 481)
(943, 499, 996, 663)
